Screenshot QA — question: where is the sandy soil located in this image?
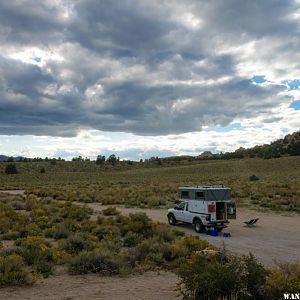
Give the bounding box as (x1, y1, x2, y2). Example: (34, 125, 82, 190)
(0, 190, 25, 195)
(0, 271, 179, 300)
(88, 203, 300, 266)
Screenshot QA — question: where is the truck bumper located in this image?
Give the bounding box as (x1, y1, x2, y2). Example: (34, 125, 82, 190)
(207, 221, 229, 229)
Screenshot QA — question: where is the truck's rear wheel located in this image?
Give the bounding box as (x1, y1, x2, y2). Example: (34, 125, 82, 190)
(194, 219, 205, 233)
(168, 214, 177, 225)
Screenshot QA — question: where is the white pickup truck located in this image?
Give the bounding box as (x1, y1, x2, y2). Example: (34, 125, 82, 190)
(167, 186, 236, 233)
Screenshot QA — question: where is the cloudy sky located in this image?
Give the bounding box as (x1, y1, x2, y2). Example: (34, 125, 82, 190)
(0, 0, 300, 160)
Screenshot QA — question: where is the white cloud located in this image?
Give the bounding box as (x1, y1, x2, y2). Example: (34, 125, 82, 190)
(0, 0, 299, 158)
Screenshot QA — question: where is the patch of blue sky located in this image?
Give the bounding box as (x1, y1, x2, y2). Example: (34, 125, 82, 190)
(204, 122, 242, 132)
(283, 79, 300, 90)
(251, 75, 266, 84)
(289, 100, 300, 110)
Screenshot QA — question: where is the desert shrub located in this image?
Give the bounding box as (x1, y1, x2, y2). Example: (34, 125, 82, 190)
(59, 204, 91, 221)
(102, 206, 120, 216)
(25, 196, 39, 211)
(0, 255, 34, 286)
(35, 216, 51, 230)
(15, 236, 55, 276)
(0, 203, 18, 234)
(171, 236, 209, 259)
(92, 225, 121, 241)
(52, 219, 83, 240)
(52, 223, 71, 239)
(249, 174, 260, 181)
(266, 261, 300, 299)
(152, 223, 176, 242)
(122, 213, 152, 238)
(243, 253, 269, 299)
(69, 248, 122, 275)
(135, 237, 173, 265)
(10, 200, 26, 210)
(123, 231, 142, 247)
(17, 223, 42, 238)
(5, 163, 18, 175)
(178, 254, 241, 299)
(1, 232, 20, 240)
(0, 217, 11, 234)
(177, 252, 268, 300)
(61, 233, 97, 254)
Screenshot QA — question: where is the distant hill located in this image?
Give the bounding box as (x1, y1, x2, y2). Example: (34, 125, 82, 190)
(222, 131, 300, 159)
(158, 131, 300, 162)
(0, 155, 26, 162)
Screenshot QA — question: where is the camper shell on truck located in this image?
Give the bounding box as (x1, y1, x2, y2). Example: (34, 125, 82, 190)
(167, 186, 236, 233)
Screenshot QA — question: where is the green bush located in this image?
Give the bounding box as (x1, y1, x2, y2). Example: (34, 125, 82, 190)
(17, 224, 42, 238)
(102, 206, 120, 216)
(15, 236, 55, 276)
(53, 223, 71, 239)
(69, 248, 122, 275)
(0, 255, 34, 286)
(123, 231, 142, 247)
(5, 163, 18, 175)
(61, 233, 97, 254)
(122, 213, 152, 238)
(249, 174, 260, 181)
(135, 237, 173, 265)
(243, 253, 269, 299)
(171, 236, 209, 259)
(177, 252, 268, 300)
(59, 204, 92, 221)
(92, 225, 121, 241)
(266, 261, 300, 299)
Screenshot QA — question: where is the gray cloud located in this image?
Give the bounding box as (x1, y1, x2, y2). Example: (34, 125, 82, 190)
(0, 0, 299, 136)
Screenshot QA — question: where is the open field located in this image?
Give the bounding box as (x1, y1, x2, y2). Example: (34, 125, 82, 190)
(1, 156, 300, 212)
(1, 156, 300, 298)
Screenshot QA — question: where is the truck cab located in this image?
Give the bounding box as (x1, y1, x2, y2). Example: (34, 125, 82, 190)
(167, 186, 236, 233)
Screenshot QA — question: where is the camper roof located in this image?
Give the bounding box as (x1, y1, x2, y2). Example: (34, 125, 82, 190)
(179, 186, 230, 190)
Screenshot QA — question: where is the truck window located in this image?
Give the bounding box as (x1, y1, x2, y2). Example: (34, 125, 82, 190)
(177, 202, 186, 210)
(195, 191, 204, 199)
(181, 191, 189, 199)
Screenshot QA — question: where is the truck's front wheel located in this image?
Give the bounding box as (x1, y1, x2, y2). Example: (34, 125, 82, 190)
(194, 219, 205, 233)
(168, 214, 177, 225)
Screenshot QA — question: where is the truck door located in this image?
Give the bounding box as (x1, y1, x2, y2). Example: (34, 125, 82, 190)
(182, 202, 193, 223)
(174, 202, 186, 222)
(226, 202, 236, 219)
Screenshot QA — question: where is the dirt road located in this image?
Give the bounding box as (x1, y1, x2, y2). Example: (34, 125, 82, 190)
(0, 271, 179, 300)
(88, 203, 300, 266)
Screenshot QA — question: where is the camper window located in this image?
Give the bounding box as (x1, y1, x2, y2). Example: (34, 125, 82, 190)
(181, 191, 189, 199)
(196, 191, 204, 199)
